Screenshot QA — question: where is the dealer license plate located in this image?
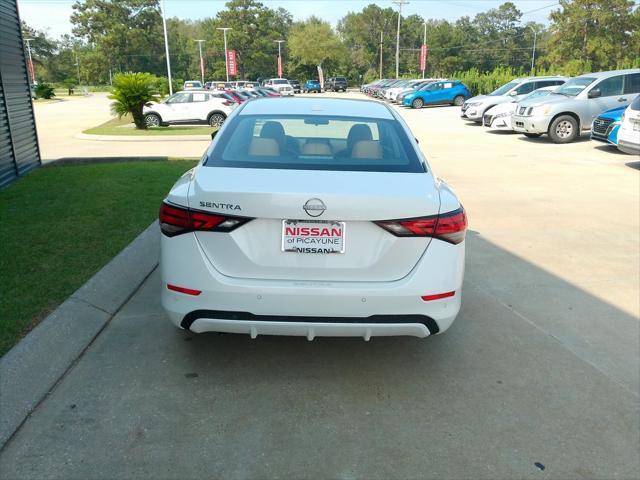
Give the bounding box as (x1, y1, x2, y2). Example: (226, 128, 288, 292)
(282, 220, 346, 254)
(633, 120, 640, 131)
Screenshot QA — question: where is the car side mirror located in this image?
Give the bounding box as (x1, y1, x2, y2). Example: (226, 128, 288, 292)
(211, 130, 218, 141)
(588, 88, 601, 99)
(508, 90, 518, 96)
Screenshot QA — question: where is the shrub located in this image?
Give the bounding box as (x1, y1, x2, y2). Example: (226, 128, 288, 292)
(34, 83, 55, 99)
(109, 72, 160, 129)
(62, 78, 76, 95)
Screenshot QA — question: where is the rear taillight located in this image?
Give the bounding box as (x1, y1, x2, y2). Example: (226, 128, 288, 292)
(159, 202, 252, 237)
(375, 207, 467, 244)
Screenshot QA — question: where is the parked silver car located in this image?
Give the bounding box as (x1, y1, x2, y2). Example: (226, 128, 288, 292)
(512, 69, 640, 143)
(461, 76, 568, 122)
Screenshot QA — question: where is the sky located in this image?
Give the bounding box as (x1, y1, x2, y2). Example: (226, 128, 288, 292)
(18, 0, 560, 39)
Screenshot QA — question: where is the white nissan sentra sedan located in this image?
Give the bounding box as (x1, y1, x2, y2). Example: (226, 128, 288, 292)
(160, 97, 466, 340)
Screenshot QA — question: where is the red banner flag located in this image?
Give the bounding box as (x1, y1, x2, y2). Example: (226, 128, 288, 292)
(226, 50, 237, 76)
(277, 55, 282, 78)
(419, 44, 428, 72)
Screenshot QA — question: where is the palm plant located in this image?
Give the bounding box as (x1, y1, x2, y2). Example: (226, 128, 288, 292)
(108, 73, 160, 129)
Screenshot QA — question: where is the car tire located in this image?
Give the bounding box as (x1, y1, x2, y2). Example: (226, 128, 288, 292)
(548, 115, 578, 144)
(411, 98, 424, 109)
(144, 113, 161, 128)
(208, 112, 226, 128)
(524, 133, 542, 138)
(453, 95, 464, 106)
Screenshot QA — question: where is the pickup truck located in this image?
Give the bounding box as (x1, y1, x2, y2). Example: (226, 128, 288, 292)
(326, 76, 348, 92)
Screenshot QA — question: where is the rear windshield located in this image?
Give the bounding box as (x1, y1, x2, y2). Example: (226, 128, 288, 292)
(205, 114, 423, 173)
(630, 95, 640, 111)
(273, 79, 289, 84)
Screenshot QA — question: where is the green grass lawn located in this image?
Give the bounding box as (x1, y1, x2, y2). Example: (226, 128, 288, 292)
(0, 160, 197, 356)
(84, 115, 216, 136)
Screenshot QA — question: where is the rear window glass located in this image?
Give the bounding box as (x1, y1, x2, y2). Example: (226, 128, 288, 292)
(205, 114, 423, 173)
(630, 95, 640, 111)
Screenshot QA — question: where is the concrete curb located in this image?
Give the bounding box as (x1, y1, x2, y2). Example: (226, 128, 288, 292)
(0, 222, 161, 449)
(43, 156, 171, 166)
(75, 132, 210, 142)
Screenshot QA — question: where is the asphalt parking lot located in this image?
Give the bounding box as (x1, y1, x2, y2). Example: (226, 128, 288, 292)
(2, 93, 638, 479)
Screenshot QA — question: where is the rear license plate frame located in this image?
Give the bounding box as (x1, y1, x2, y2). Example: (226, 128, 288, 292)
(281, 219, 346, 254)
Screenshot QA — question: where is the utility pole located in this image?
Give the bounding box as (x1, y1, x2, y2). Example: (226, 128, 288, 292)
(393, 0, 408, 79)
(379, 31, 383, 79)
(422, 22, 426, 79)
(217, 27, 232, 82)
(275, 39, 285, 77)
(195, 39, 205, 84)
(23, 38, 35, 84)
(526, 26, 537, 74)
(161, 0, 173, 94)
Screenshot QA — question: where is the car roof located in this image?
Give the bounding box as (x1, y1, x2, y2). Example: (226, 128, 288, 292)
(239, 97, 395, 119)
(575, 68, 640, 78)
(510, 76, 567, 82)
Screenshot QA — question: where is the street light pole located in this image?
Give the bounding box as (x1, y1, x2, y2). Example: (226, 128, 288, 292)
(275, 39, 285, 78)
(379, 31, 383, 80)
(527, 26, 538, 74)
(75, 52, 81, 86)
(393, 0, 408, 79)
(195, 39, 205, 84)
(23, 38, 35, 84)
(161, 0, 173, 95)
(217, 27, 232, 82)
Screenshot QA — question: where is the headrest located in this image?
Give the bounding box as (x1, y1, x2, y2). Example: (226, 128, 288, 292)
(347, 124, 373, 148)
(248, 137, 279, 156)
(351, 140, 381, 159)
(260, 121, 285, 140)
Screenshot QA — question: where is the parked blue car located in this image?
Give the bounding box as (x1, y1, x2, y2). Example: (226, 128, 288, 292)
(591, 106, 626, 146)
(403, 80, 471, 108)
(303, 79, 322, 93)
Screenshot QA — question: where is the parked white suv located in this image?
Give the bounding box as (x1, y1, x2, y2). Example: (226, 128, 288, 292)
(462, 76, 567, 122)
(617, 95, 640, 155)
(264, 78, 294, 96)
(143, 90, 235, 128)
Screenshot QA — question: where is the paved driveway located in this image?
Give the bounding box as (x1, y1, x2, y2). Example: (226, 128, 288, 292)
(33, 93, 208, 161)
(3, 95, 638, 479)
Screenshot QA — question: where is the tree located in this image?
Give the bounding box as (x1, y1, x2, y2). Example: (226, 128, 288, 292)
(71, 0, 166, 78)
(289, 17, 344, 77)
(200, 0, 292, 80)
(544, 0, 639, 72)
(337, 4, 400, 78)
(109, 72, 159, 129)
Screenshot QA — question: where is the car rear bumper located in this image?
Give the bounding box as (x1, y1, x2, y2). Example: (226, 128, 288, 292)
(184, 314, 437, 340)
(617, 138, 640, 155)
(161, 232, 464, 338)
(513, 115, 551, 134)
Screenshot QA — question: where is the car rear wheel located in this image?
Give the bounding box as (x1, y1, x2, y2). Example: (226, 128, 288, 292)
(524, 133, 542, 138)
(144, 113, 161, 128)
(453, 95, 464, 106)
(208, 113, 226, 128)
(548, 115, 578, 143)
(411, 98, 424, 109)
